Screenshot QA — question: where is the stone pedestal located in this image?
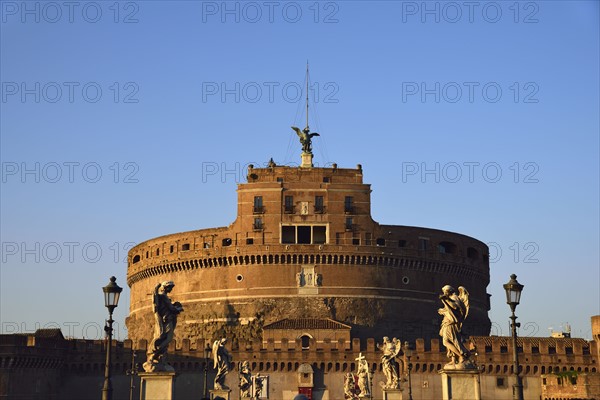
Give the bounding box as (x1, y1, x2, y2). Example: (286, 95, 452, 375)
(301, 152, 313, 168)
(382, 388, 403, 400)
(139, 372, 176, 400)
(439, 369, 481, 400)
(210, 389, 231, 400)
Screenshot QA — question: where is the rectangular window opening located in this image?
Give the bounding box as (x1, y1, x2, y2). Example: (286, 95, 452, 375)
(313, 226, 326, 244)
(345, 217, 353, 230)
(253, 196, 263, 213)
(282, 226, 295, 244)
(281, 225, 327, 245)
(315, 196, 324, 213)
(284, 196, 294, 214)
(344, 196, 354, 213)
(297, 226, 311, 244)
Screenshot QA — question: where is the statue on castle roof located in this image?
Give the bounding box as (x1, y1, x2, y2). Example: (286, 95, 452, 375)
(438, 285, 476, 370)
(213, 337, 233, 390)
(292, 126, 320, 154)
(143, 281, 184, 372)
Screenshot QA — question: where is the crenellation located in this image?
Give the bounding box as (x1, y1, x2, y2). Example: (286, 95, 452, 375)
(366, 338, 375, 353)
(430, 338, 440, 353)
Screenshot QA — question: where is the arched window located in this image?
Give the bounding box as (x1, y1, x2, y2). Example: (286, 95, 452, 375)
(132, 255, 141, 264)
(300, 334, 311, 349)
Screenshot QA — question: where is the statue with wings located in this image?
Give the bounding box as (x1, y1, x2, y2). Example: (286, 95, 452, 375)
(438, 285, 475, 369)
(213, 338, 233, 390)
(292, 126, 320, 154)
(142, 281, 183, 372)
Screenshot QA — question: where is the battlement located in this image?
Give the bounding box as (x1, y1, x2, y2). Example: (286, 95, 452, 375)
(245, 163, 364, 185)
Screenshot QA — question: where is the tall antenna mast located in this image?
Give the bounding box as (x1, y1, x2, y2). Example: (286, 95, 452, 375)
(305, 60, 309, 131)
(291, 61, 320, 168)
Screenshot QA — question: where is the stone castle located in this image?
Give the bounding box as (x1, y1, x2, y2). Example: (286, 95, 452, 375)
(125, 159, 491, 347)
(1, 132, 599, 399)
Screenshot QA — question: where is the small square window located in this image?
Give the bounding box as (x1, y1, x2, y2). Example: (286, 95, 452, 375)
(496, 377, 504, 387)
(246, 238, 254, 245)
(181, 243, 190, 251)
(345, 217, 353, 230)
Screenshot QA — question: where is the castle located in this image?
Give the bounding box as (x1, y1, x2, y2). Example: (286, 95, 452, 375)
(1, 130, 599, 399)
(125, 152, 491, 346)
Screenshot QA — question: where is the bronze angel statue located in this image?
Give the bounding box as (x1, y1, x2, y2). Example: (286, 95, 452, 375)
(438, 285, 475, 369)
(292, 126, 320, 154)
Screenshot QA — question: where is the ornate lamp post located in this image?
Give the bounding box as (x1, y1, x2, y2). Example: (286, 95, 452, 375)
(203, 344, 212, 400)
(403, 341, 413, 400)
(102, 276, 123, 400)
(503, 274, 524, 400)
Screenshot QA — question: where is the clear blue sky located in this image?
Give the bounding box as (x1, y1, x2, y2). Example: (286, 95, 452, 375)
(1, 1, 598, 340)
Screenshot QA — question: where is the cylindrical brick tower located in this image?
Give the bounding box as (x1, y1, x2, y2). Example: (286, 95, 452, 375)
(126, 163, 491, 345)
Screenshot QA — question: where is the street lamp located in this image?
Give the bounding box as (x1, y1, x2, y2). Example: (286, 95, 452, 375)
(403, 341, 413, 400)
(102, 276, 123, 400)
(503, 274, 524, 400)
(203, 343, 212, 400)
